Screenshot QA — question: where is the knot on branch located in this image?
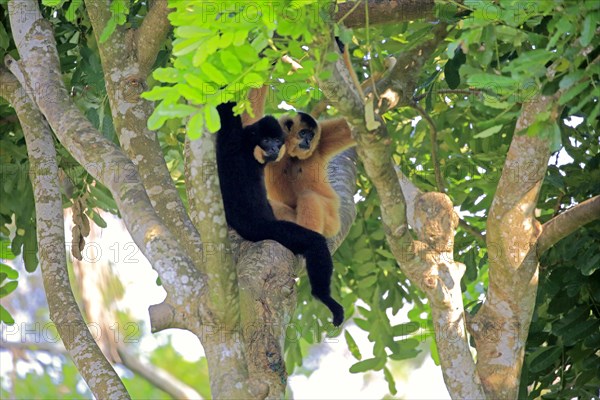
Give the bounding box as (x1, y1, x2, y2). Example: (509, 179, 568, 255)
(413, 192, 458, 252)
(121, 76, 147, 103)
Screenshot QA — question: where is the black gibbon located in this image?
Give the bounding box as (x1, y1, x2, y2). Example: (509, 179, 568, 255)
(215, 103, 344, 326)
(265, 112, 355, 238)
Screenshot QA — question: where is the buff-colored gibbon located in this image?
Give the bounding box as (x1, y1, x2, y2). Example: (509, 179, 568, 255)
(267, 112, 355, 238)
(242, 86, 355, 238)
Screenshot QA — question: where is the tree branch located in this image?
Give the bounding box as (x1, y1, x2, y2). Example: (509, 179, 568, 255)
(318, 39, 414, 260)
(458, 219, 486, 245)
(319, 12, 485, 396)
(335, 0, 436, 28)
(472, 94, 559, 399)
(8, 0, 204, 308)
(135, 0, 172, 76)
(117, 345, 203, 400)
(537, 195, 600, 255)
(84, 0, 206, 279)
(184, 131, 258, 399)
(366, 22, 448, 111)
(0, 67, 130, 400)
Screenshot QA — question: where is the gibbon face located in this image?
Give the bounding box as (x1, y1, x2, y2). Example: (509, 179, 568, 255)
(279, 112, 321, 160)
(250, 116, 287, 164)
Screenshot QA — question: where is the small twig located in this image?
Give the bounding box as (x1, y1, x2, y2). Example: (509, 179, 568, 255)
(364, 1, 378, 99)
(413, 88, 483, 102)
(412, 102, 445, 192)
(337, 0, 364, 25)
(310, 100, 328, 118)
(552, 193, 565, 217)
(281, 54, 303, 72)
(458, 219, 485, 245)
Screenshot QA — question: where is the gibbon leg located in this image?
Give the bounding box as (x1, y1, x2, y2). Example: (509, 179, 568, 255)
(322, 200, 341, 238)
(270, 199, 297, 222)
(297, 191, 326, 235)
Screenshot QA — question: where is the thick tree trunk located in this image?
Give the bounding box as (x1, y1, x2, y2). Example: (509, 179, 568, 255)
(470, 96, 556, 399)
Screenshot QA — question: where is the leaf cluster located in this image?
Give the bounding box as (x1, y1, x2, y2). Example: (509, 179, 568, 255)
(143, 0, 336, 136)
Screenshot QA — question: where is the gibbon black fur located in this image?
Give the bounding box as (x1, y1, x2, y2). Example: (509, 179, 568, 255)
(215, 103, 344, 326)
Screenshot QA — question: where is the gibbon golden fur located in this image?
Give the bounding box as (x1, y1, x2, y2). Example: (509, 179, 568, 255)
(265, 112, 355, 238)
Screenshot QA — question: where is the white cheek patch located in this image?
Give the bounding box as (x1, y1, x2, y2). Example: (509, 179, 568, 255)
(275, 144, 287, 162)
(254, 145, 266, 164)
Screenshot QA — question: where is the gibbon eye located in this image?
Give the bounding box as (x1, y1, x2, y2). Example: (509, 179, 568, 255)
(299, 129, 314, 139)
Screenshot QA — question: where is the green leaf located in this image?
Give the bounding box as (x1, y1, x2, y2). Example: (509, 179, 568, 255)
(65, 0, 83, 22)
(529, 346, 561, 373)
(219, 31, 234, 48)
(353, 248, 372, 263)
(243, 73, 264, 87)
(23, 228, 38, 273)
(204, 105, 221, 133)
(444, 48, 465, 89)
(163, 103, 197, 119)
(0, 304, 14, 325)
(391, 322, 420, 336)
(0, 264, 18, 280)
(233, 29, 248, 46)
(582, 253, 600, 276)
(467, 73, 517, 89)
(325, 52, 339, 62)
(559, 71, 584, 90)
(233, 45, 260, 63)
(141, 86, 180, 102)
(175, 26, 212, 39)
(153, 68, 181, 84)
(344, 330, 362, 360)
(389, 338, 421, 360)
(559, 82, 589, 105)
(99, 18, 117, 44)
(173, 37, 202, 56)
(580, 15, 595, 47)
(354, 318, 370, 331)
(545, 122, 562, 153)
(187, 113, 204, 140)
(561, 319, 600, 346)
(220, 51, 243, 75)
(357, 274, 378, 289)
(88, 210, 108, 229)
(383, 367, 397, 395)
(0, 17, 10, 50)
(349, 357, 384, 373)
(375, 248, 395, 259)
(200, 62, 228, 85)
(473, 125, 502, 139)
(89, 185, 116, 211)
(429, 339, 440, 365)
(0, 280, 18, 297)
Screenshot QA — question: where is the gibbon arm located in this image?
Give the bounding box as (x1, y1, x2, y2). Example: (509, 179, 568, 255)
(317, 118, 355, 160)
